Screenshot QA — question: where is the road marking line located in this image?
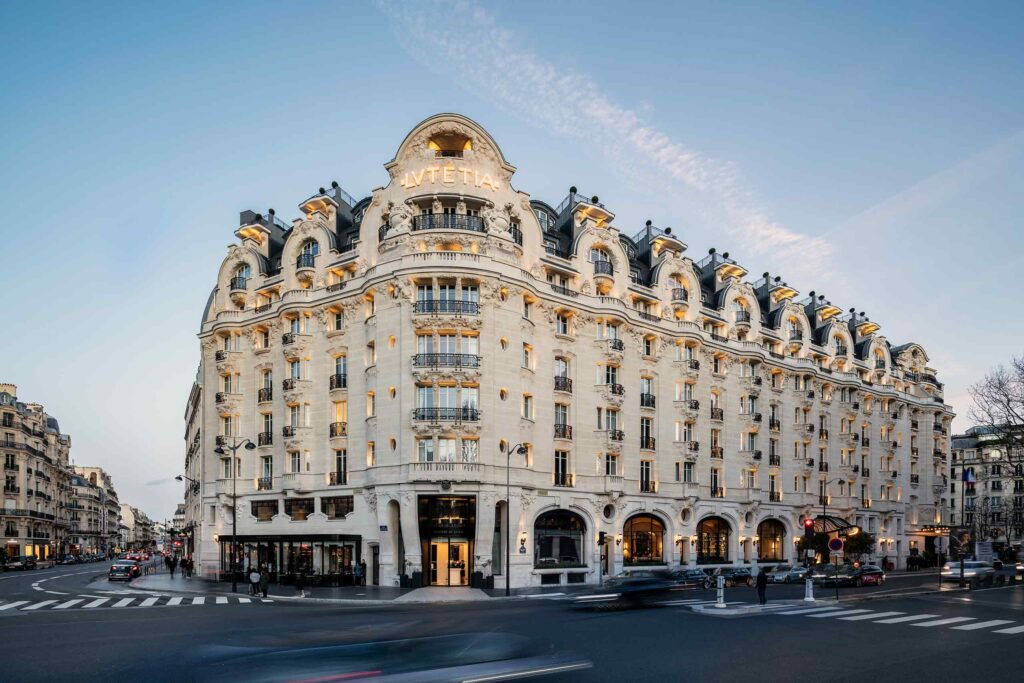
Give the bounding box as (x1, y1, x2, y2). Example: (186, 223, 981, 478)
(261, 599, 273, 603)
(237, 597, 251, 604)
(660, 599, 705, 605)
(952, 620, 1015, 631)
(526, 592, 566, 599)
(0, 601, 30, 611)
(167, 597, 183, 606)
(912, 617, 976, 627)
(840, 611, 904, 621)
(138, 597, 159, 607)
(83, 598, 109, 609)
(53, 599, 84, 610)
(23, 600, 58, 610)
(216, 596, 228, 604)
(112, 598, 135, 608)
(777, 607, 849, 616)
(994, 624, 1024, 634)
(192, 597, 205, 605)
(874, 614, 940, 624)
(808, 609, 872, 619)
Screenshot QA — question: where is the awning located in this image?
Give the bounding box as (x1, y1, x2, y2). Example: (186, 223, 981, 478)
(812, 515, 859, 535)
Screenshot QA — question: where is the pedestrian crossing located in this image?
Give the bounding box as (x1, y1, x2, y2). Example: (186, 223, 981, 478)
(0, 595, 272, 613)
(773, 606, 1024, 635)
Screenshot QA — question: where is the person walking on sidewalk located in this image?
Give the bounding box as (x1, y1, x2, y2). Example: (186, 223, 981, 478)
(249, 567, 261, 596)
(170, 556, 178, 578)
(259, 565, 270, 598)
(359, 560, 368, 586)
(183, 557, 192, 579)
(164, 555, 172, 575)
(295, 569, 306, 598)
(756, 568, 768, 605)
(354, 561, 364, 587)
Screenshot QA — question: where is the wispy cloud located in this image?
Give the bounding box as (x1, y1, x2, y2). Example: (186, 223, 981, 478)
(375, 0, 832, 275)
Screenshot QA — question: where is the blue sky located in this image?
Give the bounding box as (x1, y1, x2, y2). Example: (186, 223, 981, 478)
(1, 1, 1021, 521)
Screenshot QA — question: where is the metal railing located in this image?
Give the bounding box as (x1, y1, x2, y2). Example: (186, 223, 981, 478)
(554, 376, 573, 393)
(412, 353, 481, 369)
(711, 407, 724, 421)
(607, 338, 625, 351)
(330, 422, 348, 438)
(414, 299, 481, 315)
(553, 472, 574, 488)
(769, 491, 782, 502)
(640, 481, 658, 493)
(640, 437, 656, 450)
(608, 383, 624, 396)
(229, 276, 248, 291)
(296, 254, 317, 269)
(711, 487, 725, 498)
(413, 408, 480, 422)
(257, 477, 273, 491)
(258, 387, 273, 402)
(593, 260, 614, 276)
(329, 373, 348, 390)
(282, 378, 297, 390)
(412, 214, 485, 232)
(550, 283, 579, 298)
(554, 424, 573, 440)
(672, 288, 689, 302)
(735, 310, 751, 324)
(640, 393, 656, 408)
(257, 432, 273, 446)
(711, 446, 723, 458)
(329, 471, 347, 486)
(608, 430, 625, 442)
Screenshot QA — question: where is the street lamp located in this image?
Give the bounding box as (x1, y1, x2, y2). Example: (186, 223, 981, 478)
(213, 437, 256, 593)
(502, 441, 528, 596)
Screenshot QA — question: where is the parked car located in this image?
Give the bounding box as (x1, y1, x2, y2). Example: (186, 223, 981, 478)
(4, 556, 38, 571)
(768, 565, 808, 584)
(668, 568, 714, 590)
(822, 565, 886, 587)
(108, 560, 139, 581)
(56, 555, 78, 565)
(716, 567, 753, 587)
(941, 561, 996, 586)
(810, 563, 842, 583)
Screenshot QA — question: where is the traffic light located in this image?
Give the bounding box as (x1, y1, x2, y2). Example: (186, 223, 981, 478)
(803, 518, 815, 542)
(597, 531, 607, 546)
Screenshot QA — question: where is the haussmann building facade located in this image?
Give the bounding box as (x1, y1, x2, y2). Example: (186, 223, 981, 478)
(188, 114, 954, 589)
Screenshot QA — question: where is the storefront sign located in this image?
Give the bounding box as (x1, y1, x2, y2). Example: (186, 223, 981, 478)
(399, 166, 500, 192)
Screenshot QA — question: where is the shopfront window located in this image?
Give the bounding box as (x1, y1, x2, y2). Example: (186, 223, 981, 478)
(321, 496, 355, 519)
(698, 516, 731, 564)
(284, 498, 314, 521)
(757, 519, 786, 562)
(251, 500, 278, 522)
(534, 510, 586, 568)
(623, 514, 664, 565)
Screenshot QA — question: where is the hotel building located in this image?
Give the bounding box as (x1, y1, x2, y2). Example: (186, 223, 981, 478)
(188, 114, 954, 588)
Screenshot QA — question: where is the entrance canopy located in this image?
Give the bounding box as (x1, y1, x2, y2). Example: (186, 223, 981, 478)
(811, 515, 860, 535)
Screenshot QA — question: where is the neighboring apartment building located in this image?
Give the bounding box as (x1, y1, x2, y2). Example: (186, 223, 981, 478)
(119, 504, 155, 550)
(1, 383, 73, 561)
(182, 375, 202, 560)
(951, 426, 1024, 559)
(188, 114, 954, 588)
(74, 466, 121, 555)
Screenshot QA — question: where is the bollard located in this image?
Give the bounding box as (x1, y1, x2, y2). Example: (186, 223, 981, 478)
(804, 577, 815, 602)
(715, 574, 726, 608)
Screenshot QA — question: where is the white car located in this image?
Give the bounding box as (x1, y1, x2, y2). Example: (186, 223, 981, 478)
(941, 561, 995, 586)
(768, 565, 808, 584)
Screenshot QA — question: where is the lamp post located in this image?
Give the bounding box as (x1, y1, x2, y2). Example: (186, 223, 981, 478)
(820, 477, 845, 601)
(213, 437, 256, 593)
(503, 442, 528, 596)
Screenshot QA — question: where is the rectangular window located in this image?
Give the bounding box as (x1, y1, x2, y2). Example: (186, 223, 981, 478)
(522, 343, 533, 368)
(321, 496, 355, 519)
(604, 453, 619, 476)
(462, 438, 479, 463)
(251, 501, 278, 522)
(289, 452, 301, 473)
(334, 449, 347, 485)
(683, 461, 695, 483)
(261, 456, 273, 479)
(284, 498, 314, 521)
(438, 437, 456, 462)
(522, 394, 533, 419)
(418, 439, 435, 462)
(556, 314, 569, 336)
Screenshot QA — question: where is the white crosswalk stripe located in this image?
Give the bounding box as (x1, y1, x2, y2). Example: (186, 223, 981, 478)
(994, 624, 1024, 634)
(874, 614, 940, 624)
(839, 611, 904, 621)
(0, 595, 271, 613)
(772, 607, 1024, 636)
(912, 617, 976, 628)
(807, 609, 867, 619)
(952, 620, 1014, 631)
(777, 606, 849, 616)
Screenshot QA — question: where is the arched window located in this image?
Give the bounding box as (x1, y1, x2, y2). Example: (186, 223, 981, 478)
(757, 519, 786, 562)
(623, 514, 664, 565)
(787, 318, 802, 340)
(534, 510, 586, 568)
(297, 240, 319, 269)
(235, 263, 251, 281)
(698, 516, 731, 564)
(589, 247, 610, 263)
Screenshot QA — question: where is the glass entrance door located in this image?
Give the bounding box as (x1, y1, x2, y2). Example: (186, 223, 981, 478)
(429, 538, 469, 586)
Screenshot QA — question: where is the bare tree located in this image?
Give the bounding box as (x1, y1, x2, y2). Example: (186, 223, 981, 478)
(969, 355, 1024, 454)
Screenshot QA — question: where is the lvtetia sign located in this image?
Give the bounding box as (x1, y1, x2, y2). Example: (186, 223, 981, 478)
(399, 165, 500, 192)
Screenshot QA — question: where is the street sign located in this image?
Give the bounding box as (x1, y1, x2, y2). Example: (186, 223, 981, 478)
(828, 537, 844, 553)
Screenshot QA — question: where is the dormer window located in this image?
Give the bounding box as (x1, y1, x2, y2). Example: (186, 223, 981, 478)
(428, 135, 471, 158)
(590, 247, 610, 263)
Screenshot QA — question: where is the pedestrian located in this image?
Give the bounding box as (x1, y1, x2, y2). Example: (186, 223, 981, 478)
(259, 565, 270, 598)
(170, 556, 178, 577)
(184, 557, 192, 578)
(353, 561, 364, 587)
(164, 555, 172, 574)
(295, 568, 306, 598)
(359, 560, 367, 586)
(249, 567, 261, 596)
(756, 569, 768, 606)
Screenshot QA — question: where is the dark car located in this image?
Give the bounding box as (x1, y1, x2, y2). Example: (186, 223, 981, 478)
(573, 569, 677, 608)
(108, 560, 140, 581)
(669, 568, 713, 590)
(716, 567, 753, 587)
(4, 555, 38, 571)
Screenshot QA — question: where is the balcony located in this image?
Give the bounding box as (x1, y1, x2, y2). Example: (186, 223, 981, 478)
(671, 288, 689, 302)
(835, 345, 848, 356)
(911, 420, 919, 430)
(328, 471, 347, 486)
(215, 391, 233, 404)
(819, 495, 830, 505)
(411, 214, 485, 233)
(608, 383, 625, 396)
(687, 441, 700, 453)
(769, 454, 781, 466)
(554, 424, 573, 440)
(640, 480, 658, 494)
(410, 461, 482, 481)
(257, 432, 273, 446)
(769, 419, 781, 432)
(711, 407, 724, 421)
(414, 299, 481, 316)
(862, 437, 871, 448)
(326, 281, 347, 293)
(607, 338, 625, 352)
(910, 474, 920, 484)
(215, 435, 229, 446)
(769, 491, 782, 502)
(593, 260, 614, 277)
(329, 373, 348, 390)
(257, 387, 273, 403)
(711, 446, 723, 458)
(685, 359, 700, 372)
(282, 333, 296, 345)
(687, 399, 700, 411)
(257, 477, 273, 492)
(554, 376, 573, 393)
(282, 426, 297, 437)
(911, 447, 919, 457)
(282, 378, 298, 391)
(875, 359, 886, 370)
(412, 353, 481, 369)
(3, 463, 18, 472)
(750, 412, 763, 423)
(862, 467, 871, 477)
(640, 437, 656, 451)
(751, 450, 763, 461)
(711, 487, 725, 498)
(734, 310, 751, 325)
(640, 393, 656, 409)
(608, 430, 625, 442)
(553, 472, 574, 488)
(3, 485, 18, 494)
(550, 283, 579, 298)
(413, 408, 480, 422)
(329, 422, 348, 438)
(819, 462, 829, 472)
(819, 429, 829, 440)
(862, 499, 872, 508)
(805, 424, 815, 434)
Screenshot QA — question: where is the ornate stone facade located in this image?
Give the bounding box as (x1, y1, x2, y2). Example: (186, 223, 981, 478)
(190, 114, 954, 588)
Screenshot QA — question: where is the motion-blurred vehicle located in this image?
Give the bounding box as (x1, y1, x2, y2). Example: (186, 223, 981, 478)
(671, 568, 714, 590)
(810, 563, 842, 583)
(821, 565, 885, 587)
(941, 561, 996, 586)
(57, 555, 78, 565)
(108, 560, 141, 581)
(196, 632, 590, 682)
(573, 569, 679, 608)
(768, 565, 808, 584)
(4, 556, 38, 571)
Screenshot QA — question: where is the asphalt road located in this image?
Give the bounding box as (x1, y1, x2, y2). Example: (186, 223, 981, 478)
(2, 568, 1022, 682)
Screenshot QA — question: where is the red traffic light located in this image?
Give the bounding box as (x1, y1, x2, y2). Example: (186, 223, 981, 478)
(803, 518, 814, 530)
